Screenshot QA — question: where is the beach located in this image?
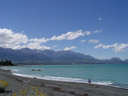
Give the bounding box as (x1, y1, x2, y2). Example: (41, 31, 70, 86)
(0, 69, 128, 96)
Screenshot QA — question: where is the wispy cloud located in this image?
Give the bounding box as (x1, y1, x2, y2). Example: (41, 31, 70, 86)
(53, 45, 58, 48)
(95, 43, 128, 52)
(114, 43, 128, 52)
(50, 30, 91, 41)
(81, 40, 86, 43)
(89, 39, 100, 44)
(98, 18, 102, 21)
(95, 44, 103, 49)
(29, 38, 49, 43)
(64, 46, 76, 51)
(30, 30, 91, 44)
(85, 31, 91, 35)
(94, 30, 102, 34)
(29, 30, 91, 43)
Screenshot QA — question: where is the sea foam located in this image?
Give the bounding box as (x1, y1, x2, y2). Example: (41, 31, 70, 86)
(12, 73, 113, 86)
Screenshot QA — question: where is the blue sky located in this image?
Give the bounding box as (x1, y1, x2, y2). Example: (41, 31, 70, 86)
(0, 0, 128, 60)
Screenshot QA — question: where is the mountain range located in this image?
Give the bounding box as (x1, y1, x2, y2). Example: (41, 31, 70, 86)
(0, 47, 127, 65)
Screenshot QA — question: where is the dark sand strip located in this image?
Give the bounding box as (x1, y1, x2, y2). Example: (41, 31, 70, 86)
(0, 69, 128, 96)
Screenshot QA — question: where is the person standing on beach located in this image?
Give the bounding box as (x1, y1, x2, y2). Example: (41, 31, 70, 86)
(88, 78, 91, 84)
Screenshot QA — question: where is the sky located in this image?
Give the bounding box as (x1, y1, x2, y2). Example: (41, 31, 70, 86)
(0, 0, 128, 60)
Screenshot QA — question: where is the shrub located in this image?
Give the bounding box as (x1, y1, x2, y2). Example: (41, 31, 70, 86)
(12, 86, 48, 96)
(0, 80, 9, 93)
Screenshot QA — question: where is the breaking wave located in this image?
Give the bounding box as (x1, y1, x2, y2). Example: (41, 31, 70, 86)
(12, 73, 113, 86)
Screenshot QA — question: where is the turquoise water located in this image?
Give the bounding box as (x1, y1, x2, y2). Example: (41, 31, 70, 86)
(1, 64, 128, 88)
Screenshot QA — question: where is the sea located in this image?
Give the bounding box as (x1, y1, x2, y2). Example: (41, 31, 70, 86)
(1, 64, 128, 89)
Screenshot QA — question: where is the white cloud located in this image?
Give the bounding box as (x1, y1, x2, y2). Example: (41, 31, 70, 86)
(0, 28, 98, 50)
(95, 43, 118, 49)
(94, 44, 103, 49)
(64, 46, 76, 51)
(0, 28, 51, 50)
(103, 43, 118, 49)
(0, 28, 28, 49)
(85, 31, 91, 35)
(98, 18, 102, 21)
(113, 43, 128, 52)
(22, 42, 51, 50)
(81, 40, 86, 43)
(29, 38, 49, 43)
(50, 30, 91, 41)
(89, 39, 99, 44)
(95, 43, 128, 53)
(94, 30, 102, 34)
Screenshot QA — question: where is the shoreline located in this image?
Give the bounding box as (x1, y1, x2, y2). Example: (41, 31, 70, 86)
(12, 72, 127, 90)
(0, 69, 128, 96)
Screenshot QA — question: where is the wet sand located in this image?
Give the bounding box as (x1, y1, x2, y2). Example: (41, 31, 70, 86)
(0, 69, 128, 96)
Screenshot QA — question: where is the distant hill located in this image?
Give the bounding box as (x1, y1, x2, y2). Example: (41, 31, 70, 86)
(124, 59, 128, 63)
(0, 47, 127, 64)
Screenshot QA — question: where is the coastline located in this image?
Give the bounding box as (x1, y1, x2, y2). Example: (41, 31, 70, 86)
(0, 69, 128, 96)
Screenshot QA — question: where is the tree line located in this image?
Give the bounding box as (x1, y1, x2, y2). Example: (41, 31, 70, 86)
(0, 60, 14, 66)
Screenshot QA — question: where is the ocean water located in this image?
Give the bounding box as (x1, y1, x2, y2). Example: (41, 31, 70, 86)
(1, 64, 128, 88)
